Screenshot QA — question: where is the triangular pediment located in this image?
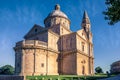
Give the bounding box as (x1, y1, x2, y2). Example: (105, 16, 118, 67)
(77, 29, 88, 40)
(24, 24, 45, 39)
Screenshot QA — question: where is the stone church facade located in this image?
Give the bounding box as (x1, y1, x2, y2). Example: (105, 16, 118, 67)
(14, 4, 94, 76)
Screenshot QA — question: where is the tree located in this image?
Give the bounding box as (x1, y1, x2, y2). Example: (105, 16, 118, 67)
(103, 0, 120, 25)
(95, 66, 103, 73)
(0, 65, 14, 75)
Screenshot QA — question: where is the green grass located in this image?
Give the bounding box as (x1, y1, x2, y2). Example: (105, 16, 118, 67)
(26, 75, 108, 80)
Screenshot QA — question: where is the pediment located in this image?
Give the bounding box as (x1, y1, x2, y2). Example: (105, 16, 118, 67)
(77, 29, 88, 40)
(24, 24, 45, 39)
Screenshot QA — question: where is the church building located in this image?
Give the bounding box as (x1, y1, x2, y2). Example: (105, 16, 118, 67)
(14, 4, 94, 76)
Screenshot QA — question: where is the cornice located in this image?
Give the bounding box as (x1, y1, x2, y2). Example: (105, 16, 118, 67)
(14, 46, 59, 54)
(48, 23, 72, 34)
(76, 49, 94, 59)
(60, 49, 94, 59)
(44, 16, 71, 24)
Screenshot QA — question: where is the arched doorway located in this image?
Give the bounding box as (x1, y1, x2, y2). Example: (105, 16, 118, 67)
(82, 65, 85, 75)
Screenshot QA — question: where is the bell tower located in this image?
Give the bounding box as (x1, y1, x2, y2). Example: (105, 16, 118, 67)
(81, 11, 94, 75)
(81, 11, 91, 38)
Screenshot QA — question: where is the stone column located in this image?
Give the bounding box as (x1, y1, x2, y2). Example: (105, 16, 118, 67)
(34, 49, 40, 75)
(33, 49, 35, 75)
(92, 58, 94, 74)
(87, 42, 91, 75)
(34, 49, 36, 75)
(33, 40, 36, 75)
(46, 50, 48, 75)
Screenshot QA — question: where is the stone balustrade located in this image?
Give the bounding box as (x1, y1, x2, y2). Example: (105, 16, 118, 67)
(16, 40, 48, 48)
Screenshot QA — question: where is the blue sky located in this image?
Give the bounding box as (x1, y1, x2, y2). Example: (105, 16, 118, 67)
(0, 0, 120, 72)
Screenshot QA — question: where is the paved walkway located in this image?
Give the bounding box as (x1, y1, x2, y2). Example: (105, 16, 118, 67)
(99, 74, 120, 80)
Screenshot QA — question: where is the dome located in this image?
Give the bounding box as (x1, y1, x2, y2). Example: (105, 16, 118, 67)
(44, 4, 70, 28)
(47, 4, 68, 19)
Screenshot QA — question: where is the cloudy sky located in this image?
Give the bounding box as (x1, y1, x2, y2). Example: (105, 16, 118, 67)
(0, 0, 120, 72)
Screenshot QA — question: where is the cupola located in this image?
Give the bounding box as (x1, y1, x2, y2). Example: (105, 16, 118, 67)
(44, 4, 70, 29)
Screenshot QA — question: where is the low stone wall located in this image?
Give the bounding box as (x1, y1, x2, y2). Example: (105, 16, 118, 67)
(0, 75, 24, 80)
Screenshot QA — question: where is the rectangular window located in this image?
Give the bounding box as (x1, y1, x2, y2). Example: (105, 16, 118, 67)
(41, 63, 44, 67)
(82, 45, 84, 51)
(81, 42, 85, 52)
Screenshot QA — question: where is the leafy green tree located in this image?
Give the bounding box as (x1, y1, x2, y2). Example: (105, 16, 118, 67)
(103, 0, 120, 25)
(95, 66, 103, 73)
(0, 65, 14, 75)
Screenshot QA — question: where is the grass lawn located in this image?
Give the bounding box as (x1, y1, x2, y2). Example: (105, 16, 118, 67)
(26, 74, 109, 80)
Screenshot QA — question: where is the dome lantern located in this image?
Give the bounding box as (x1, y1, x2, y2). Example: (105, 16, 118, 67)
(55, 4, 60, 10)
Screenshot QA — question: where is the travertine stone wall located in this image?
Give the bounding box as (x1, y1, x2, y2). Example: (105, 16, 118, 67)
(76, 53, 89, 75)
(77, 29, 88, 41)
(45, 17, 70, 29)
(89, 43, 93, 57)
(34, 51, 40, 74)
(47, 51, 58, 75)
(34, 49, 47, 75)
(24, 49, 34, 75)
(24, 49, 58, 75)
(60, 25, 71, 35)
(62, 53, 76, 74)
(50, 24, 71, 36)
(50, 24, 61, 35)
(76, 34, 88, 54)
(15, 45, 59, 76)
(90, 58, 94, 74)
(15, 30, 94, 76)
(48, 31, 59, 51)
(61, 33, 76, 51)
